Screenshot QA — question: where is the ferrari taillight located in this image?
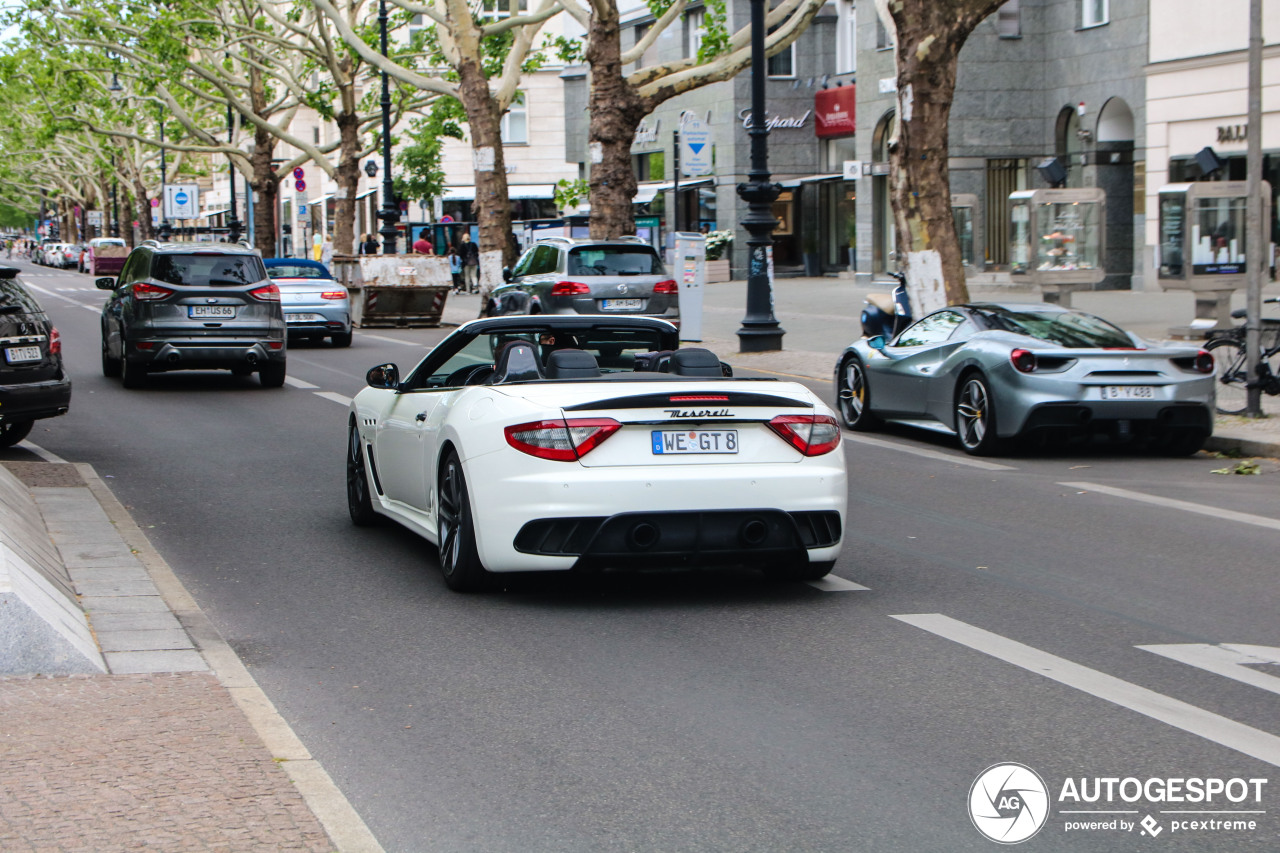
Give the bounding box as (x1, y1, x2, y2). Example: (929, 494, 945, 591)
(766, 414, 841, 456)
(1194, 349, 1214, 374)
(49, 327, 61, 355)
(551, 281, 591, 295)
(1010, 348, 1037, 373)
(505, 418, 622, 461)
(132, 282, 173, 301)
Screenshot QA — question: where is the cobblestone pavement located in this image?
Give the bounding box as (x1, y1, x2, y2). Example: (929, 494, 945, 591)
(0, 673, 335, 853)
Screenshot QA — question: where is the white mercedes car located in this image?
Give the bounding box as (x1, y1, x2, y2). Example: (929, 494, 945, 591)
(346, 316, 847, 591)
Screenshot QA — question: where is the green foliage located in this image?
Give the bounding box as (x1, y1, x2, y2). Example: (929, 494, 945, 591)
(550, 35, 583, 66)
(393, 100, 465, 205)
(554, 178, 589, 211)
(697, 0, 731, 62)
(0, 203, 34, 230)
(704, 229, 733, 260)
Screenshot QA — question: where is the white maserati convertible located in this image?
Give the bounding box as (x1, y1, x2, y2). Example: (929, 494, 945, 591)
(346, 316, 847, 591)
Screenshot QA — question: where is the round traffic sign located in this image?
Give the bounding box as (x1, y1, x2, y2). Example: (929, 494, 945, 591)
(150, 198, 160, 208)
(174, 191, 189, 205)
(440, 215, 454, 223)
(293, 167, 305, 180)
(295, 179, 306, 192)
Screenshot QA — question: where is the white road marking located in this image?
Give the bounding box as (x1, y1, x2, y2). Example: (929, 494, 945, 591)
(314, 391, 352, 406)
(283, 376, 321, 390)
(843, 433, 1016, 471)
(1060, 481, 1280, 532)
(1138, 644, 1280, 698)
(892, 613, 1280, 769)
(23, 282, 85, 306)
(807, 575, 870, 592)
(17, 441, 68, 464)
(358, 332, 420, 347)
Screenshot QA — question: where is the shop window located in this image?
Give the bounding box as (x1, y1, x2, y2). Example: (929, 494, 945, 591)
(1081, 0, 1108, 28)
(633, 151, 665, 182)
(996, 1, 1020, 38)
(501, 93, 527, 145)
(685, 7, 705, 59)
(772, 191, 794, 235)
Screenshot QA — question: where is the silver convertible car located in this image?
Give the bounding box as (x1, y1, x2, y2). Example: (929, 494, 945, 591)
(834, 302, 1216, 456)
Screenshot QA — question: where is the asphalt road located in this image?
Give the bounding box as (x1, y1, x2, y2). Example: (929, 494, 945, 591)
(9, 258, 1280, 852)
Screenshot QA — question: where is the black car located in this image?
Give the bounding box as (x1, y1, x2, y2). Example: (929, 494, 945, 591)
(0, 267, 71, 447)
(97, 242, 287, 388)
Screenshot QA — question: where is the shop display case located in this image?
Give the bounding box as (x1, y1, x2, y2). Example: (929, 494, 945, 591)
(951, 194, 977, 268)
(1008, 188, 1106, 287)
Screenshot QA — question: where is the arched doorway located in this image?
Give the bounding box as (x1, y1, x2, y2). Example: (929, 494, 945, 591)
(1055, 106, 1084, 188)
(872, 111, 897, 274)
(1095, 97, 1136, 289)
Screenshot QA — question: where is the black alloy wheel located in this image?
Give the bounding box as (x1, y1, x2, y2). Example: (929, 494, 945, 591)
(836, 355, 880, 431)
(437, 451, 489, 592)
(956, 373, 1004, 456)
(347, 423, 379, 526)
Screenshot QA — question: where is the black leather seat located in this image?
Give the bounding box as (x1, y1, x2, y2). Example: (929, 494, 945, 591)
(490, 340, 544, 383)
(545, 349, 601, 379)
(668, 348, 723, 377)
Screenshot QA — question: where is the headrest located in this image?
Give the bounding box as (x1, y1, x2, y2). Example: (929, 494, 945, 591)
(491, 340, 543, 383)
(668, 348, 723, 377)
(545, 348, 601, 380)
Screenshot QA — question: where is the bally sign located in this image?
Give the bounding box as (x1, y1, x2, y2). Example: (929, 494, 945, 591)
(815, 84, 856, 139)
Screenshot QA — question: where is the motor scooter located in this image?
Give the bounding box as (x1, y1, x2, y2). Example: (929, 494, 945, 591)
(860, 271, 912, 340)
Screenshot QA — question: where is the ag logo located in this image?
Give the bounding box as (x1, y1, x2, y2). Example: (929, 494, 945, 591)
(969, 763, 1049, 844)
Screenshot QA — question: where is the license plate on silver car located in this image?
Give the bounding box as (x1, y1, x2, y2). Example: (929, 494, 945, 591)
(1100, 385, 1155, 400)
(652, 429, 739, 454)
(4, 346, 41, 364)
(601, 298, 643, 310)
(189, 305, 236, 319)
(286, 313, 321, 323)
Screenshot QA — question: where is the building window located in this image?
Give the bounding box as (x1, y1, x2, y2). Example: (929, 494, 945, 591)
(633, 23, 660, 70)
(501, 93, 527, 145)
(767, 41, 795, 78)
(633, 150, 665, 182)
(836, 0, 857, 73)
(996, 0, 1020, 38)
(409, 13, 427, 42)
(685, 7, 705, 59)
(480, 0, 527, 19)
(876, 9, 894, 49)
(1081, 0, 1108, 28)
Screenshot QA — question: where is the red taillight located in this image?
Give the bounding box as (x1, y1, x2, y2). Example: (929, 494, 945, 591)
(670, 395, 729, 402)
(49, 327, 61, 356)
(1010, 348, 1038, 373)
(504, 418, 621, 461)
(766, 414, 841, 456)
(132, 282, 173, 301)
(654, 279, 678, 294)
(249, 283, 281, 302)
(551, 281, 591, 296)
(1194, 349, 1214, 374)
(320, 290, 348, 300)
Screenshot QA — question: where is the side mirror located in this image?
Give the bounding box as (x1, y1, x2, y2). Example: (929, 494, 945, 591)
(94, 277, 116, 291)
(719, 361, 733, 378)
(366, 363, 400, 389)
(502, 267, 513, 282)
(867, 335, 887, 351)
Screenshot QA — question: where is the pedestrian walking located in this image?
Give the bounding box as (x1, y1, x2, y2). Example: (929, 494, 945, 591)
(361, 233, 379, 255)
(458, 232, 480, 293)
(448, 245, 463, 292)
(413, 233, 433, 255)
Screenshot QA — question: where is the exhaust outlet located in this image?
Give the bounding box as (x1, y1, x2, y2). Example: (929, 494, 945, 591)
(627, 522, 660, 551)
(246, 352, 259, 365)
(166, 352, 181, 364)
(740, 518, 769, 547)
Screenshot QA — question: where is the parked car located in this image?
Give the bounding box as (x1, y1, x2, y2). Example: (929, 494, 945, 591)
(59, 244, 83, 269)
(347, 315, 845, 591)
(96, 242, 286, 388)
(834, 301, 1216, 456)
(35, 242, 65, 266)
(262, 258, 352, 347)
(86, 237, 128, 276)
(488, 237, 679, 324)
(0, 266, 71, 446)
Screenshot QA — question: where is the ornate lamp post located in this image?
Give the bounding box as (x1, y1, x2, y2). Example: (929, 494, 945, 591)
(735, 0, 785, 352)
(157, 112, 172, 241)
(225, 103, 242, 243)
(376, 0, 400, 254)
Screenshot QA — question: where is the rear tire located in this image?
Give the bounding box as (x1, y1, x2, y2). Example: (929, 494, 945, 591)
(437, 452, 489, 592)
(259, 360, 286, 388)
(331, 330, 353, 348)
(101, 340, 121, 378)
(836, 355, 880, 431)
(120, 355, 146, 389)
(0, 419, 34, 448)
(347, 424, 380, 526)
(955, 373, 1005, 456)
(1205, 337, 1248, 415)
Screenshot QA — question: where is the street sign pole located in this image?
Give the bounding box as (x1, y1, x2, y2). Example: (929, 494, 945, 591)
(673, 130, 681, 235)
(1245, 0, 1264, 417)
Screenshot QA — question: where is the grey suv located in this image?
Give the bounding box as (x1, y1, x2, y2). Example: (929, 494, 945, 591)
(490, 237, 679, 323)
(97, 243, 286, 388)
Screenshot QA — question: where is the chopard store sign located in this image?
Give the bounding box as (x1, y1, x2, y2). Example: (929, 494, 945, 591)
(737, 108, 811, 131)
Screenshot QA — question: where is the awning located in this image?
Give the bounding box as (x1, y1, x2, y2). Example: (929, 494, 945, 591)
(357, 188, 378, 200)
(778, 174, 843, 188)
(441, 184, 556, 201)
(632, 179, 714, 204)
(200, 208, 229, 219)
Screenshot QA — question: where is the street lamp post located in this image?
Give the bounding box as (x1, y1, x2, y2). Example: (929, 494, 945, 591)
(735, 0, 785, 352)
(225, 103, 242, 243)
(158, 113, 172, 241)
(376, 0, 400, 254)
(110, 154, 120, 239)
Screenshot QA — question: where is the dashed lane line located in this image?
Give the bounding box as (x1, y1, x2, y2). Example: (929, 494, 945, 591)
(357, 332, 420, 347)
(808, 575, 870, 592)
(843, 432, 1017, 471)
(314, 391, 353, 406)
(1061, 481, 1280, 532)
(893, 613, 1280, 769)
(283, 376, 321, 390)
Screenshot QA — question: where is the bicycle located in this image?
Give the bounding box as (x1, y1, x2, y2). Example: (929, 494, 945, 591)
(1203, 296, 1280, 415)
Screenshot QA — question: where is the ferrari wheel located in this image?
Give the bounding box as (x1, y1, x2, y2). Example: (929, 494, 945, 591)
(956, 373, 1004, 456)
(347, 424, 379, 526)
(836, 355, 880, 431)
(437, 451, 489, 592)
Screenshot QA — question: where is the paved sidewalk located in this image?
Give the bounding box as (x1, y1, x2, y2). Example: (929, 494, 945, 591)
(0, 461, 381, 853)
